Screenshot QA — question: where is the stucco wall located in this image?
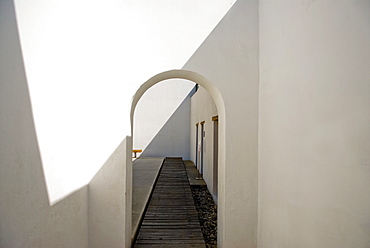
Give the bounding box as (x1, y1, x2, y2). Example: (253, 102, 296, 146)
(183, 0, 259, 246)
(134, 80, 194, 159)
(0, 0, 88, 246)
(12, 0, 237, 203)
(258, 1, 370, 247)
(88, 137, 131, 248)
(190, 86, 218, 198)
(140, 91, 192, 160)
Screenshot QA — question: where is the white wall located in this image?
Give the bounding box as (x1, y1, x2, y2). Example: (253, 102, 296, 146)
(258, 1, 370, 247)
(88, 137, 131, 248)
(12, 0, 237, 203)
(190, 86, 218, 197)
(134, 79, 194, 158)
(0, 0, 88, 246)
(183, 0, 259, 246)
(139, 87, 194, 160)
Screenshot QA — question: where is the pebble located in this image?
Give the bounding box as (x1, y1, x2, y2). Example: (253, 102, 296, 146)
(191, 186, 217, 248)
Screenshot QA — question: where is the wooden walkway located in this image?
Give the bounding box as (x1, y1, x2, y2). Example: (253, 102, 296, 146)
(134, 157, 205, 248)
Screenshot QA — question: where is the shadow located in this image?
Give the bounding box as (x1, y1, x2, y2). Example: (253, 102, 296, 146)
(140, 86, 197, 160)
(179, 0, 239, 69)
(0, 0, 88, 246)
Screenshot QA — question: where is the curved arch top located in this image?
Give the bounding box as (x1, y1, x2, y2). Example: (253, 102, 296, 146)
(130, 69, 226, 132)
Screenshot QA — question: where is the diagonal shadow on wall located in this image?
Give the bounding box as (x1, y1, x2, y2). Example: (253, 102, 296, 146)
(140, 86, 197, 160)
(0, 0, 88, 246)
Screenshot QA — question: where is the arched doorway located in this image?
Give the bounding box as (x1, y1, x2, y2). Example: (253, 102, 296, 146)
(129, 69, 226, 246)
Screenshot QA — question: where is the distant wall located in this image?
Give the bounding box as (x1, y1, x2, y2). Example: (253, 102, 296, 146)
(0, 0, 88, 246)
(139, 89, 193, 160)
(258, 1, 370, 247)
(190, 87, 218, 198)
(134, 80, 194, 159)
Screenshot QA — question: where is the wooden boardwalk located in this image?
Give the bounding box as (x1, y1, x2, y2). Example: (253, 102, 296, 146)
(134, 157, 205, 248)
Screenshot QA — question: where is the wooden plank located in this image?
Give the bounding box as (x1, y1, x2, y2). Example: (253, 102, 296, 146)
(134, 158, 205, 248)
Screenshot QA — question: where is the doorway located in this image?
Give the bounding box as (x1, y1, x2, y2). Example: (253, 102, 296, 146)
(212, 116, 218, 203)
(195, 123, 199, 169)
(200, 121, 205, 176)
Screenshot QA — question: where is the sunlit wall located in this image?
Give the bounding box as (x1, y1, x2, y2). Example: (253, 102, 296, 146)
(13, 0, 237, 203)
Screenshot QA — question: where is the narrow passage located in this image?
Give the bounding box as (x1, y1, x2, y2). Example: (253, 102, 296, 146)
(134, 157, 205, 248)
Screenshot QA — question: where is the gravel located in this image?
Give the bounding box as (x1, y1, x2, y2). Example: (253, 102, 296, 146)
(191, 185, 217, 248)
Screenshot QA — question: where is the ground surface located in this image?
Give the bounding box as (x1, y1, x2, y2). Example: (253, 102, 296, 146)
(134, 158, 205, 247)
(191, 186, 218, 248)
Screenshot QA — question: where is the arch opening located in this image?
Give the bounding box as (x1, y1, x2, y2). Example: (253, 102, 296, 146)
(129, 69, 226, 246)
